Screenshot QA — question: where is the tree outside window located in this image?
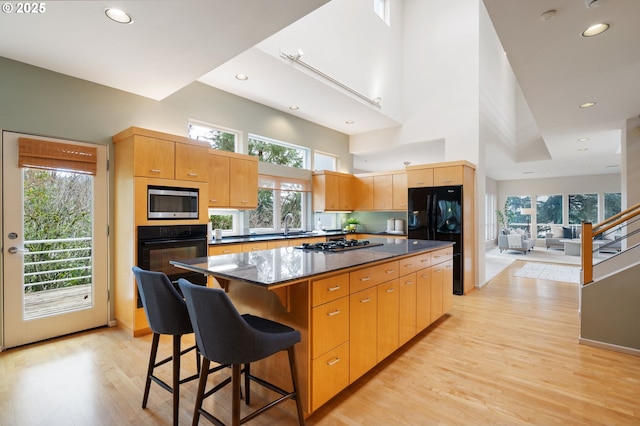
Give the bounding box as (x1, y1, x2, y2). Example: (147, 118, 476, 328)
(536, 194, 562, 238)
(188, 122, 237, 152)
(569, 193, 598, 225)
(249, 177, 307, 232)
(604, 193, 621, 219)
(505, 195, 531, 232)
(248, 135, 307, 168)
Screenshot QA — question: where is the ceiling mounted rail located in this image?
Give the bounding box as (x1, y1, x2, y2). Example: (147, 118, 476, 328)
(280, 49, 382, 109)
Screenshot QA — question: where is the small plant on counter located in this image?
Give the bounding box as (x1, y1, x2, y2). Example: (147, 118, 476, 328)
(345, 217, 360, 232)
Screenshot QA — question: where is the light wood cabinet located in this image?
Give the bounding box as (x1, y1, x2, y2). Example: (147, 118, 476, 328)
(208, 150, 258, 209)
(392, 172, 408, 210)
(208, 244, 243, 256)
(112, 127, 211, 336)
(407, 167, 433, 188)
(356, 176, 374, 211)
(349, 286, 377, 383)
(312, 171, 355, 211)
(175, 142, 209, 182)
(442, 259, 454, 313)
(311, 341, 349, 411)
(133, 135, 175, 179)
(377, 278, 399, 362)
(398, 272, 417, 345)
(416, 266, 432, 331)
(373, 174, 393, 210)
(434, 165, 463, 186)
(242, 241, 268, 252)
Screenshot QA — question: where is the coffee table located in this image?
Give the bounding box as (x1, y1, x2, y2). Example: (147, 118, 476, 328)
(559, 239, 607, 256)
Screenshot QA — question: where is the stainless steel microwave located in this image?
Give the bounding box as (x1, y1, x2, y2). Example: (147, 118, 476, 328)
(147, 186, 199, 219)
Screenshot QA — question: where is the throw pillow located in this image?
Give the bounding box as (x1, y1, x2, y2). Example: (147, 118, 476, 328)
(562, 227, 573, 238)
(551, 226, 563, 238)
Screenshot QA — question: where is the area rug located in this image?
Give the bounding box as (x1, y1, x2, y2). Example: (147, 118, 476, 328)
(514, 262, 580, 284)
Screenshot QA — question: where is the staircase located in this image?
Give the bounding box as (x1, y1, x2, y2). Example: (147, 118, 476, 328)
(580, 203, 640, 355)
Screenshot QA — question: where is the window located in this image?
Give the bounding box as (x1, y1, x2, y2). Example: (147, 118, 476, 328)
(249, 175, 310, 233)
(374, 0, 390, 25)
(536, 195, 562, 238)
(569, 193, 598, 225)
(248, 134, 308, 168)
(314, 151, 337, 171)
(188, 122, 238, 152)
(505, 195, 531, 233)
(604, 192, 621, 219)
(208, 209, 238, 235)
(485, 193, 497, 241)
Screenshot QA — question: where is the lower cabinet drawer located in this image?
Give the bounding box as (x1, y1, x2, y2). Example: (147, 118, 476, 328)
(312, 341, 349, 411)
(311, 297, 349, 358)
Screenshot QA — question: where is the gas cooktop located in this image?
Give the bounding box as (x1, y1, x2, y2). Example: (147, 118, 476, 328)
(295, 238, 383, 252)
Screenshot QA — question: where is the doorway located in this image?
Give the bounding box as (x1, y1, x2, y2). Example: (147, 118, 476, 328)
(2, 131, 109, 348)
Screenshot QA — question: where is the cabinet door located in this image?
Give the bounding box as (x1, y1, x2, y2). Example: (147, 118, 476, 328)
(349, 286, 377, 383)
(392, 173, 408, 210)
(312, 341, 349, 411)
(339, 175, 355, 211)
(416, 267, 432, 331)
(134, 136, 174, 179)
(398, 272, 417, 345)
(229, 157, 258, 208)
(208, 154, 230, 207)
(407, 168, 433, 188)
(442, 259, 454, 313)
(312, 297, 349, 359)
(242, 241, 268, 252)
(430, 264, 444, 323)
(208, 244, 242, 256)
(356, 176, 374, 211)
(377, 278, 399, 362)
(175, 143, 208, 182)
(373, 175, 393, 210)
(434, 166, 463, 186)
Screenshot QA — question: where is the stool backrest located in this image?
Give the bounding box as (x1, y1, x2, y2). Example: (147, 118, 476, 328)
(132, 266, 193, 336)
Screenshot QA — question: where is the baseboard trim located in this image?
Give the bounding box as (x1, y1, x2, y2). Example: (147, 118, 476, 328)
(579, 337, 640, 357)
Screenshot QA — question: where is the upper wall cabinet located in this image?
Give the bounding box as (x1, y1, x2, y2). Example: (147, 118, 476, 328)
(114, 127, 209, 182)
(209, 150, 258, 209)
(353, 171, 407, 212)
(313, 171, 355, 211)
(406, 161, 472, 188)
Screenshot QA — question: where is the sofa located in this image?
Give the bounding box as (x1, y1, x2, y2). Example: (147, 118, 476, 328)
(545, 225, 580, 250)
(498, 232, 535, 254)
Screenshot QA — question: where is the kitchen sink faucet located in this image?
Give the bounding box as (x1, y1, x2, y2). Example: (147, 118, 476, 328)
(283, 213, 294, 236)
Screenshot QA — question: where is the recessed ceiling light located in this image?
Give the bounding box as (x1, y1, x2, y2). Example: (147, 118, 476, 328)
(289, 105, 299, 111)
(105, 8, 133, 24)
(345, 121, 355, 125)
(582, 22, 610, 37)
(540, 9, 557, 21)
(577, 137, 590, 142)
(579, 102, 596, 108)
(235, 74, 248, 81)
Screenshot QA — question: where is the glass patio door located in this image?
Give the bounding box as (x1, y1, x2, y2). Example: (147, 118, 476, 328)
(2, 131, 108, 348)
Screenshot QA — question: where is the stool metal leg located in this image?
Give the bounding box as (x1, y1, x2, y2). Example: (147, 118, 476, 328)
(172, 335, 181, 426)
(287, 347, 305, 426)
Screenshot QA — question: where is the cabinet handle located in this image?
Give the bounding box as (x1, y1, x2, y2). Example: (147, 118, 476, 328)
(421, 259, 430, 263)
(416, 181, 424, 185)
(187, 172, 198, 177)
(222, 250, 232, 254)
(442, 179, 452, 183)
(241, 200, 248, 204)
(327, 310, 340, 317)
(360, 297, 371, 303)
(328, 286, 341, 292)
(210, 199, 219, 203)
(360, 277, 371, 282)
(149, 169, 162, 174)
(404, 280, 414, 285)
(421, 274, 430, 279)
(403, 263, 412, 268)
(434, 255, 441, 259)
(435, 268, 442, 272)
(385, 288, 395, 293)
(385, 269, 395, 274)
(327, 357, 341, 366)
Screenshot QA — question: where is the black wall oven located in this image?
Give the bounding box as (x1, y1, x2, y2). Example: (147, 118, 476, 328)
(137, 224, 207, 307)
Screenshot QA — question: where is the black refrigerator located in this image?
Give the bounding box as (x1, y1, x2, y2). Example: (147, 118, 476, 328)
(407, 185, 463, 295)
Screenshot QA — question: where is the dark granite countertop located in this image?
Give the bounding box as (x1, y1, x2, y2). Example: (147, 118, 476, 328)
(172, 238, 452, 288)
(208, 230, 348, 245)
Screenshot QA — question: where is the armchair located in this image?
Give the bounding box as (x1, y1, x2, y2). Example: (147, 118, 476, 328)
(498, 232, 534, 254)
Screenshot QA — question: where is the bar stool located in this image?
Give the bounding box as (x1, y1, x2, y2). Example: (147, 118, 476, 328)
(132, 267, 222, 426)
(178, 278, 305, 426)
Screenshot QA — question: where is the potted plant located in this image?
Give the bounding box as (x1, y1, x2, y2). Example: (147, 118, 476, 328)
(345, 217, 360, 232)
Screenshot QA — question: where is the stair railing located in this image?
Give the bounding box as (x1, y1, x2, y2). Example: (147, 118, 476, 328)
(581, 202, 640, 284)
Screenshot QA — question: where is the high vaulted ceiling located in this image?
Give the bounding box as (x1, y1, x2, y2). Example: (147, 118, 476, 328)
(1, 0, 638, 180)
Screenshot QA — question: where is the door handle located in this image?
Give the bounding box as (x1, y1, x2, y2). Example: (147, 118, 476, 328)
(8, 247, 29, 254)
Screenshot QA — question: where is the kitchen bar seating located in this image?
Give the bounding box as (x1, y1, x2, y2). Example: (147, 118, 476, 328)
(178, 279, 305, 426)
(131, 267, 205, 426)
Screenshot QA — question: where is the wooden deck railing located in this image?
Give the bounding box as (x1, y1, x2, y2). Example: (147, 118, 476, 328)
(581, 202, 640, 284)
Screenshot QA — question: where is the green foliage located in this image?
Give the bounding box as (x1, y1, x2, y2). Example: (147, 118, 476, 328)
(604, 192, 621, 220)
(248, 138, 304, 168)
(569, 193, 598, 224)
(23, 169, 93, 293)
(209, 214, 232, 230)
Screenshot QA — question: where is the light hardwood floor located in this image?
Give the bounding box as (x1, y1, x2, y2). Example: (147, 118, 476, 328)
(2, 260, 640, 425)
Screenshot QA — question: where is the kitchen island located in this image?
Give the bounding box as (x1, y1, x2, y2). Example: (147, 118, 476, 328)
(171, 238, 454, 417)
